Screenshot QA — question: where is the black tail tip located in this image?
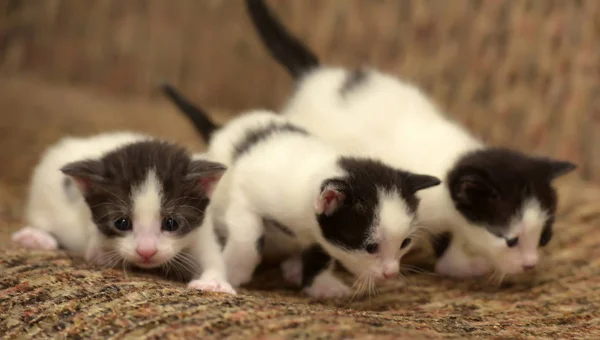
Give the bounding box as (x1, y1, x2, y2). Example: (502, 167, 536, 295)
(158, 82, 177, 95)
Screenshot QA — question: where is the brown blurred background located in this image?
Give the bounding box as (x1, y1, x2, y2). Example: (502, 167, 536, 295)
(1, 0, 599, 195)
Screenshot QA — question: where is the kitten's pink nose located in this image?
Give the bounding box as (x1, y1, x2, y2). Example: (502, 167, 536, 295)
(382, 261, 399, 279)
(522, 253, 538, 271)
(383, 271, 398, 279)
(136, 248, 157, 261)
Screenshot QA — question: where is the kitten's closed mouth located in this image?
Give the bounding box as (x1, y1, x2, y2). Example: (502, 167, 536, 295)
(135, 259, 165, 269)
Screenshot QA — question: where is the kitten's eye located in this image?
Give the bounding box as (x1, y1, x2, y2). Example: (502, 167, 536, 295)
(506, 237, 519, 248)
(114, 217, 132, 231)
(365, 243, 379, 254)
(400, 238, 412, 249)
(162, 217, 179, 232)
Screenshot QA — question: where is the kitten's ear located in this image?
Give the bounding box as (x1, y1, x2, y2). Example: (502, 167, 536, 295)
(453, 173, 497, 205)
(186, 160, 227, 197)
(406, 174, 441, 193)
(61, 160, 105, 195)
(315, 179, 348, 216)
(545, 159, 577, 181)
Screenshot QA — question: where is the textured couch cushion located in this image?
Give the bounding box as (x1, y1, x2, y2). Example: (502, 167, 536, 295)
(2, 180, 599, 338)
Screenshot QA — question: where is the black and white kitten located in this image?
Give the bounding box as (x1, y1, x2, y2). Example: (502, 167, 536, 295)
(162, 85, 441, 298)
(241, 0, 578, 278)
(12, 132, 236, 294)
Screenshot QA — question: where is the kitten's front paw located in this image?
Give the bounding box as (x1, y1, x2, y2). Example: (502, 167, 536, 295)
(188, 279, 237, 295)
(303, 273, 351, 299)
(12, 227, 58, 250)
(281, 256, 302, 286)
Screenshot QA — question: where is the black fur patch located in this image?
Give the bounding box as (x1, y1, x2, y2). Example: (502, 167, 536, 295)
(263, 218, 296, 237)
(233, 122, 309, 162)
(245, 0, 319, 78)
(447, 147, 575, 244)
(340, 69, 368, 97)
(431, 232, 452, 258)
(256, 235, 266, 254)
(61, 140, 222, 238)
(539, 217, 553, 247)
(316, 157, 440, 250)
(301, 244, 332, 288)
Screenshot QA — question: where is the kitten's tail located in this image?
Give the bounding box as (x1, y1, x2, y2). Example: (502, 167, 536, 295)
(245, 0, 319, 79)
(160, 83, 219, 143)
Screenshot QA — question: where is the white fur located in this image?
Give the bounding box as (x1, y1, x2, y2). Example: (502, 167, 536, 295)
(12, 132, 235, 295)
(202, 111, 416, 298)
(207, 110, 288, 165)
(281, 67, 549, 277)
(303, 270, 351, 300)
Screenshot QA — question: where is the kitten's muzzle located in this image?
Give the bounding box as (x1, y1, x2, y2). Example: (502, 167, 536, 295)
(136, 248, 158, 261)
(382, 271, 398, 279)
(380, 261, 400, 280)
(522, 264, 536, 271)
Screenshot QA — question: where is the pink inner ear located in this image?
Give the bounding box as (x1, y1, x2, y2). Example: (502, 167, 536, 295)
(199, 175, 222, 198)
(71, 177, 92, 194)
(316, 189, 344, 216)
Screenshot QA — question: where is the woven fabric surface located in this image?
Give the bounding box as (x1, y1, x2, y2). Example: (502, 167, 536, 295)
(1, 178, 600, 339)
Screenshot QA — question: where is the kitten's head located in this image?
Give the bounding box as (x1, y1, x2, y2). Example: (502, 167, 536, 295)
(315, 157, 440, 281)
(448, 148, 576, 275)
(62, 140, 225, 269)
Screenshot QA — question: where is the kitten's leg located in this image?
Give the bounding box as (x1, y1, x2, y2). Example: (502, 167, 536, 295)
(187, 211, 236, 295)
(434, 235, 491, 278)
(221, 202, 264, 286)
(281, 255, 302, 286)
(301, 244, 351, 299)
(12, 226, 58, 250)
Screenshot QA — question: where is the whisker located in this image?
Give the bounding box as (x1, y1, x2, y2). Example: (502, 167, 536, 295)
(167, 258, 185, 281)
(400, 264, 438, 277)
(175, 253, 201, 275)
(350, 274, 369, 302)
(122, 260, 130, 278)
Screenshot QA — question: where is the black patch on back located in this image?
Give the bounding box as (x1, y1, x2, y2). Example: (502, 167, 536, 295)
(263, 218, 296, 237)
(431, 232, 452, 258)
(316, 157, 427, 250)
(246, 0, 320, 79)
(233, 123, 309, 162)
(63, 140, 213, 238)
(447, 148, 560, 241)
(339, 69, 368, 98)
(301, 244, 332, 288)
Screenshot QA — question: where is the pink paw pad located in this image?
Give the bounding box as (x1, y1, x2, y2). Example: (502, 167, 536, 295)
(12, 227, 58, 250)
(281, 257, 302, 286)
(188, 279, 237, 295)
